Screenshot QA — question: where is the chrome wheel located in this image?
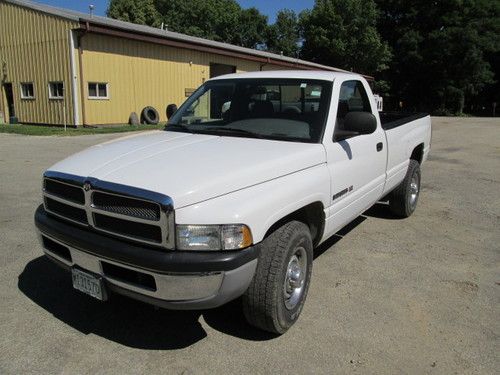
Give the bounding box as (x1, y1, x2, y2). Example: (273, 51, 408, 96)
(409, 174, 420, 208)
(284, 246, 307, 310)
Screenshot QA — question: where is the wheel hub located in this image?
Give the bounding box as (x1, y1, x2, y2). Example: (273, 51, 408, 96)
(409, 174, 419, 207)
(284, 248, 307, 310)
(288, 262, 302, 288)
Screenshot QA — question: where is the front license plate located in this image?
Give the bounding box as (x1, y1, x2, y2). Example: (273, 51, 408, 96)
(72, 268, 107, 301)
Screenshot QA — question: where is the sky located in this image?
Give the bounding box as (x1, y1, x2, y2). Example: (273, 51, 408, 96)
(35, 0, 315, 23)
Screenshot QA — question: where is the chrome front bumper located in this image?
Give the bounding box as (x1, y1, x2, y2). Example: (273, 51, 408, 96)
(38, 232, 258, 309)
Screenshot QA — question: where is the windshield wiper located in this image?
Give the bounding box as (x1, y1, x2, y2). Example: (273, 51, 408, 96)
(167, 124, 266, 139)
(206, 127, 265, 139)
(165, 123, 193, 133)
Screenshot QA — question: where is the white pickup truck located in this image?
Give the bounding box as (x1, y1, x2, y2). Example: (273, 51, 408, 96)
(35, 71, 431, 334)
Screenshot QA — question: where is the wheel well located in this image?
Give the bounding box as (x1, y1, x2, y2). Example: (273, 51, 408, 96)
(411, 143, 424, 164)
(264, 202, 325, 247)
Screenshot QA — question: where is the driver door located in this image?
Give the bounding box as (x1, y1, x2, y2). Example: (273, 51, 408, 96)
(324, 79, 387, 234)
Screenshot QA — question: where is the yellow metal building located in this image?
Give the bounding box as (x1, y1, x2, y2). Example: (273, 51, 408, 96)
(0, 0, 350, 126)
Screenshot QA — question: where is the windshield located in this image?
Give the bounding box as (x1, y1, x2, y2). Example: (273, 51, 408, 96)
(166, 78, 333, 143)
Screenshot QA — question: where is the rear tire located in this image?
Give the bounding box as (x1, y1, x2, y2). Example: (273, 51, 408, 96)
(389, 159, 421, 217)
(243, 221, 313, 334)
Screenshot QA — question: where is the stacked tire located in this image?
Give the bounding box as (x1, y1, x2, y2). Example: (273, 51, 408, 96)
(141, 106, 159, 125)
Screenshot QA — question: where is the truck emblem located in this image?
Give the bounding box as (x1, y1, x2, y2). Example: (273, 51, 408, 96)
(332, 185, 353, 201)
(83, 182, 91, 192)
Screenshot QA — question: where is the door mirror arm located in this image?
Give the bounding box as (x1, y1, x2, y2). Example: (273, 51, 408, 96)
(333, 130, 359, 142)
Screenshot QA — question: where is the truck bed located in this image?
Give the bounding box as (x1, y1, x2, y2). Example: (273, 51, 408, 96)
(380, 112, 429, 130)
(380, 111, 431, 196)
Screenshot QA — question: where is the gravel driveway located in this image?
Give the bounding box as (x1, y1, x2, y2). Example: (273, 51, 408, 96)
(0, 117, 498, 374)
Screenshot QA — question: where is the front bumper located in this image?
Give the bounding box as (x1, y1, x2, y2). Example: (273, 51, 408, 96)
(34, 205, 259, 309)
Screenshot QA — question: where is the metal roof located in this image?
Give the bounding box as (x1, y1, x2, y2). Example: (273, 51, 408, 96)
(2, 0, 357, 75)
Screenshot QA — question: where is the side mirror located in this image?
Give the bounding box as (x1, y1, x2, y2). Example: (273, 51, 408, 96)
(333, 112, 377, 141)
(166, 104, 178, 119)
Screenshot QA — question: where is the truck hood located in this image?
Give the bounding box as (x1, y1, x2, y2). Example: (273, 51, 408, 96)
(48, 131, 326, 208)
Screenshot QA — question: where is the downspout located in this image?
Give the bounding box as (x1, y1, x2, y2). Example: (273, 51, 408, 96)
(259, 57, 270, 71)
(68, 30, 79, 126)
(77, 21, 89, 126)
(0, 58, 6, 120)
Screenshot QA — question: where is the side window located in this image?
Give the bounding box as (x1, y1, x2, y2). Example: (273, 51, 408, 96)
(48, 82, 64, 99)
(20, 82, 35, 99)
(88, 82, 109, 99)
(337, 80, 371, 124)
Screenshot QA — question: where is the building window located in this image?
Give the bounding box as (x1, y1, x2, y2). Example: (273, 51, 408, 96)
(20, 82, 35, 99)
(48, 82, 64, 99)
(88, 82, 109, 99)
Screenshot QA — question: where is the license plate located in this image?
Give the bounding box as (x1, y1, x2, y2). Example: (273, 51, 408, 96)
(72, 268, 107, 301)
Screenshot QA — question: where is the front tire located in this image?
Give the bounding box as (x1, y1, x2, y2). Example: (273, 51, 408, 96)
(389, 159, 421, 217)
(243, 221, 313, 334)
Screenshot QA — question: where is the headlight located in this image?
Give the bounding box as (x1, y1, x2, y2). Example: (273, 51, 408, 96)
(176, 224, 253, 251)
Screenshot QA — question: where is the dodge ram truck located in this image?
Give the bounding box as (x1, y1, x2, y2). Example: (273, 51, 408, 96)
(35, 71, 431, 334)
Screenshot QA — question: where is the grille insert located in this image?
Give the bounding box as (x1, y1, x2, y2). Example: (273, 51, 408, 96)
(44, 179, 85, 204)
(93, 213, 162, 243)
(92, 192, 160, 221)
(42, 236, 72, 261)
(45, 197, 88, 224)
(102, 262, 156, 291)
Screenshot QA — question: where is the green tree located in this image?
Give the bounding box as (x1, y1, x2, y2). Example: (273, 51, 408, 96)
(376, 0, 500, 113)
(108, 0, 269, 48)
(267, 9, 301, 57)
(300, 0, 391, 76)
(236, 7, 268, 49)
(155, 0, 267, 48)
(107, 0, 160, 26)
(155, 0, 239, 41)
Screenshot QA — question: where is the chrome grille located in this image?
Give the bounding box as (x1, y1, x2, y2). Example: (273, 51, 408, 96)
(42, 173, 174, 249)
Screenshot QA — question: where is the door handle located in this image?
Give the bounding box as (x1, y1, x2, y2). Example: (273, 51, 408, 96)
(376, 142, 383, 152)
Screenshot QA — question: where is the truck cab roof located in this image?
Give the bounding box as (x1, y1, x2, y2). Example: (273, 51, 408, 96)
(209, 70, 365, 82)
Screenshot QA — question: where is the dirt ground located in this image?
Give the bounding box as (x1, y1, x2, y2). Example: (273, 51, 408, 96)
(0, 117, 498, 374)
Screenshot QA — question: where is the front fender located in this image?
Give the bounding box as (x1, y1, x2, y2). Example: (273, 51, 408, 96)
(174, 164, 330, 244)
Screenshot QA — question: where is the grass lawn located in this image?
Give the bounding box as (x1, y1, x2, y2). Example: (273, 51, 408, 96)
(0, 123, 165, 136)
